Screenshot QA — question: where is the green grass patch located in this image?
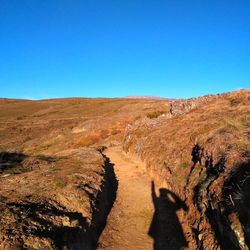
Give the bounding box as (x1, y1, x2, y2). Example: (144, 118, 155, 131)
(180, 162, 188, 169)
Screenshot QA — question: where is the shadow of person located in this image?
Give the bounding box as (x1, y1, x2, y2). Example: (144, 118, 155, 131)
(148, 181, 188, 250)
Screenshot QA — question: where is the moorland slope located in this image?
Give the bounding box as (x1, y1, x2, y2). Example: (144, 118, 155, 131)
(0, 90, 249, 249)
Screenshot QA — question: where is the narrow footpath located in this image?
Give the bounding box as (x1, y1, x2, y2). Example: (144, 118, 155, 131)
(98, 146, 154, 250)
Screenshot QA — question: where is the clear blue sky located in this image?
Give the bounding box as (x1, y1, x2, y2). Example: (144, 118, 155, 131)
(0, 0, 249, 99)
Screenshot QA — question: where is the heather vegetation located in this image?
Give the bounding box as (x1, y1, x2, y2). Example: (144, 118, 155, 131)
(0, 90, 249, 249)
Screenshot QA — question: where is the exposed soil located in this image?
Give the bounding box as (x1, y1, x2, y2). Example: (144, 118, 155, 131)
(98, 146, 154, 250)
(0, 90, 249, 249)
(98, 146, 189, 250)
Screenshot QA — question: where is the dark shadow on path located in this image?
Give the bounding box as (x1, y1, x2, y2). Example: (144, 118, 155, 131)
(148, 181, 188, 250)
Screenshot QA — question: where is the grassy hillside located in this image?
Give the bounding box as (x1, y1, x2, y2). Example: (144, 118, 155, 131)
(123, 90, 250, 249)
(0, 97, 168, 249)
(0, 98, 168, 154)
(0, 91, 249, 249)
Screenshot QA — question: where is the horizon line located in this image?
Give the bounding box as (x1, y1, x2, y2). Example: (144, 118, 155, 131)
(0, 88, 248, 101)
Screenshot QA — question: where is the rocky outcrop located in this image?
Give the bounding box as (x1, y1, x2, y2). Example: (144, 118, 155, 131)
(169, 94, 220, 116)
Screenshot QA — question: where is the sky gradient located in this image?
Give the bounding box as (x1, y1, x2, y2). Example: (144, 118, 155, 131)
(0, 0, 249, 99)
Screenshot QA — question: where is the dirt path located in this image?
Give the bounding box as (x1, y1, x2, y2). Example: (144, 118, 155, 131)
(98, 146, 154, 250)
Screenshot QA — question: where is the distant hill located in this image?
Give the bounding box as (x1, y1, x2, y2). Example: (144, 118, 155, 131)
(124, 95, 173, 100)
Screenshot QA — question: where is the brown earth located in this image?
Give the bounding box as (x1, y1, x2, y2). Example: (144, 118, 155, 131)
(98, 146, 153, 250)
(98, 146, 190, 250)
(0, 90, 249, 249)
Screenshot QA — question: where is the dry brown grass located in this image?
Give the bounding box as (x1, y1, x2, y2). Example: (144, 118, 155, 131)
(0, 91, 249, 249)
(146, 110, 167, 119)
(122, 90, 250, 249)
(124, 90, 250, 192)
(0, 97, 167, 154)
